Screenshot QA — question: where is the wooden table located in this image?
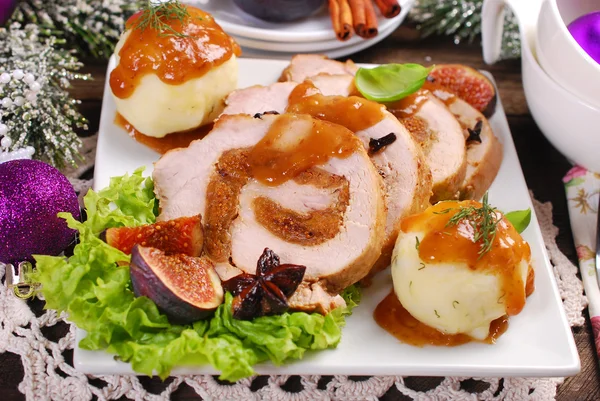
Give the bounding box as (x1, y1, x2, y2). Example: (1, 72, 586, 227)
(1, 27, 599, 400)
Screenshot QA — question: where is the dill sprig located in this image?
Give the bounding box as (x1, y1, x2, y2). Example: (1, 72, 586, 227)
(445, 193, 500, 257)
(130, 0, 190, 37)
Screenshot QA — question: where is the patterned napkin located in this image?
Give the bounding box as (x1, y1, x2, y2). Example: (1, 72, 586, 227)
(564, 166, 600, 353)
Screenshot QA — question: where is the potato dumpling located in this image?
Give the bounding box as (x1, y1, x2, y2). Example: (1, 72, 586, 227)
(391, 200, 532, 340)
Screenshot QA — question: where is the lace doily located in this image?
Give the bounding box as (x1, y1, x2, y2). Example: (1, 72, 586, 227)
(0, 137, 588, 400)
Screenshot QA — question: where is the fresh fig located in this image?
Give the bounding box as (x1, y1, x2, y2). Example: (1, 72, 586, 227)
(130, 245, 223, 324)
(102, 215, 203, 256)
(428, 64, 497, 117)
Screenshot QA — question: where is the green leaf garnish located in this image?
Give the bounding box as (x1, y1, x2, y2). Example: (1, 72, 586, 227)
(354, 63, 433, 102)
(504, 208, 531, 234)
(445, 192, 500, 258)
(130, 0, 191, 38)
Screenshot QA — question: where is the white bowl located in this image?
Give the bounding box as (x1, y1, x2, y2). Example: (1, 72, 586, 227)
(482, 0, 600, 173)
(536, 0, 600, 109)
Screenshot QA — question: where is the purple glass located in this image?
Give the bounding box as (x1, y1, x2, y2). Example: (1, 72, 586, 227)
(568, 11, 600, 65)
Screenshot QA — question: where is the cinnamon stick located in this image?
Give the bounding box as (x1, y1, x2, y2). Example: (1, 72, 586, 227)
(348, 0, 366, 35)
(352, 0, 378, 38)
(374, 0, 401, 18)
(329, 0, 353, 41)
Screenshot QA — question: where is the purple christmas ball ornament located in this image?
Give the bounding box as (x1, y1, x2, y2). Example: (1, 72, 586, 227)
(0, 159, 80, 265)
(0, 0, 18, 26)
(568, 11, 600, 65)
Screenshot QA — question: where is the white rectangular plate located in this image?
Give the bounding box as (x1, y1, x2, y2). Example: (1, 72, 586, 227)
(76, 57, 580, 378)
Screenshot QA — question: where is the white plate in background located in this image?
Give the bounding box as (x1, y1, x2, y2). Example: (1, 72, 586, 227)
(233, 14, 403, 59)
(198, 0, 414, 43)
(79, 57, 580, 378)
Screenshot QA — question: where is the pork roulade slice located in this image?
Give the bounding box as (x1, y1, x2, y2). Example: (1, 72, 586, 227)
(389, 90, 468, 203)
(279, 55, 468, 203)
(221, 81, 432, 272)
(286, 83, 432, 273)
(221, 74, 356, 117)
(426, 84, 503, 200)
(222, 82, 297, 117)
(153, 113, 386, 297)
(279, 54, 358, 83)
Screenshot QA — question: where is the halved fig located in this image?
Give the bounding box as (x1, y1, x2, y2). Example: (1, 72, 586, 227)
(428, 64, 497, 117)
(102, 215, 203, 256)
(130, 245, 223, 324)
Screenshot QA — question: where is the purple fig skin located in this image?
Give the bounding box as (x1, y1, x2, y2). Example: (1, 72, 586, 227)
(129, 245, 223, 325)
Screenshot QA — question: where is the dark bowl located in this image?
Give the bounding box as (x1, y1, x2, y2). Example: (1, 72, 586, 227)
(232, 0, 325, 23)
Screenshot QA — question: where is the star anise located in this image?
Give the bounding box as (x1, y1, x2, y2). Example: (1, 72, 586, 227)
(467, 120, 483, 144)
(222, 248, 306, 320)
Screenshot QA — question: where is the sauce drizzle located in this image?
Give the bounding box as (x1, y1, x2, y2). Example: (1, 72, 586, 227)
(248, 114, 361, 186)
(386, 90, 429, 119)
(287, 82, 386, 133)
(115, 113, 212, 154)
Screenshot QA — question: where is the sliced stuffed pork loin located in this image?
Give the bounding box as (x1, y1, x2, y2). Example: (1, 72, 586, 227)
(153, 113, 386, 301)
(389, 90, 468, 203)
(222, 74, 356, 117)
(222, 82, 297, 116)
(280, 55, 468, 203)
(221, 81, 432, 272)
(279, 54, 358, 83)
(426, 83, 503, 200)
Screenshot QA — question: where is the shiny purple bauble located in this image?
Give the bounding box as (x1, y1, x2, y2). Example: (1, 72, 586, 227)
(568, 11, 600, 65)
(0, 0, 18, 26)
(0, 159, 80, 264)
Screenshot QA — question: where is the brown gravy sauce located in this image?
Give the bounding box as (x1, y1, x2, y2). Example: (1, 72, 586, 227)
(287, 82, 387, 133)
(374, 290, 509, 347)
(114, 113, 212, 154)
(247, 113, 361, 186)
(110, 5, 241, 99)
(386, 90, 430, 119)
(385, 82, 457, 121)
(422, 81, 458, 107)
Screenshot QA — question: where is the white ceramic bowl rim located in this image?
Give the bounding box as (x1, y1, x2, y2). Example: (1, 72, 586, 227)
(551, 0, 600, 73)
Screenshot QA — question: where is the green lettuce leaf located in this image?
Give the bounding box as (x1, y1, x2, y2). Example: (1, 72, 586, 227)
(33, 167, 360, 382)
(84, 167, 157, 235)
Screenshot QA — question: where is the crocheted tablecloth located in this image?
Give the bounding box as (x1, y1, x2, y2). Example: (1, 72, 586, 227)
(0, 135, 588, 400)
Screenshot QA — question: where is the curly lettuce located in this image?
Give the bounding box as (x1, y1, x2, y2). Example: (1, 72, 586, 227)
(32, 168, 360, 382)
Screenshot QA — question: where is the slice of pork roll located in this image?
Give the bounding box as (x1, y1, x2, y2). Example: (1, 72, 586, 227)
(221, 81, 432, 272)
(306, 73, 357, 97)
(278, 55, 468, 203)
(153, 113, 386, 296)
(222, 82, 297, 117)
(279, 54, 358, 83)
(388, 90, 468, 203)
(426, 84, 503, 200)
(221, 75, 355, 117)
(286, 83, 432, 273)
